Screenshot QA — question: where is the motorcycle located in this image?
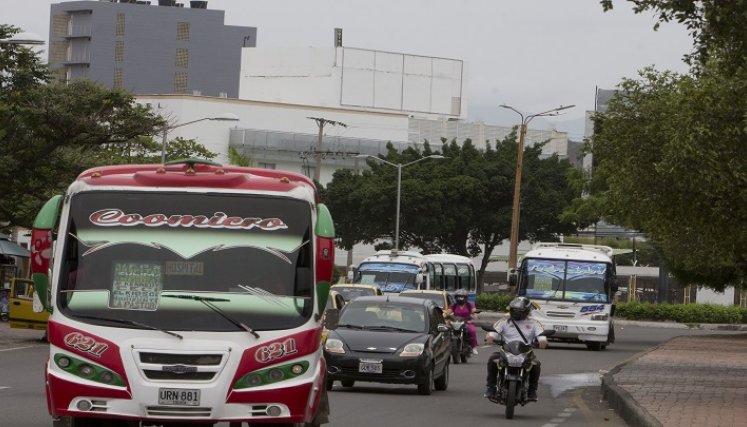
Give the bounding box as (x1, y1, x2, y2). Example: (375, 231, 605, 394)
(447, 315, 473, 364)
(483, 326, 555, 419)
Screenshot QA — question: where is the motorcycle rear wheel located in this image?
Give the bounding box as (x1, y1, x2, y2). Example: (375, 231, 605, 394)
(505, 380, 517, 419)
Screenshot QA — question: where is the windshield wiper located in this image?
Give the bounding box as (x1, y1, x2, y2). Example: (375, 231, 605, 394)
(72, 314, 183, 339)
(336, 323, 364, 330)
(365, 325, 418, 332)
(163, 294, 260, 338)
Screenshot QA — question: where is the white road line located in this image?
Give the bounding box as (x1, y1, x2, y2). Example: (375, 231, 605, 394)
(0, 345, 41, 352)
(550, 418, 566, 423)
(0, 386, 10, 390)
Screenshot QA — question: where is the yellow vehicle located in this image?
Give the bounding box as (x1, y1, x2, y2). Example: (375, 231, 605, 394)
(8, 277, 49, 330)
(330, 283, 383, 301)
(399, 289, 456, 312)
(322, 290, 347, 342)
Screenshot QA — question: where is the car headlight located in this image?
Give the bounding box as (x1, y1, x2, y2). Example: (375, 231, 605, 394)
(324, 338, 345, 354)
(400, 343, 425, 357)
(591, 313, 609, 321)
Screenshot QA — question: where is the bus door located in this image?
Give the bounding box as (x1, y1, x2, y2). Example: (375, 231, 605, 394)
(8, 278, 49, 330)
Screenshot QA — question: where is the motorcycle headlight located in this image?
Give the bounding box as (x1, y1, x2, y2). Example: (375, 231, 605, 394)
(324, 338, 345, 354)
(591, 313, 609, 321)
(505, 353, 525, 367)
(400, 343, 425, 357)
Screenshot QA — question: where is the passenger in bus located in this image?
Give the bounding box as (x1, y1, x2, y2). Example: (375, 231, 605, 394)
(448, 289, 479, 355)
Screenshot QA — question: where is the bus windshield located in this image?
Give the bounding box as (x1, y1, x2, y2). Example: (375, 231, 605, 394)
(353, 263, 419, 292)
(519, 258, 610, 303)
(57, 191, 315, 332)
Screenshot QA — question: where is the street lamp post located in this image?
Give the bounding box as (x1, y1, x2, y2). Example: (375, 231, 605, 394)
(500, 103, 574, 273)
(355, 154, 446, 250)
(160, 113, 239, 164)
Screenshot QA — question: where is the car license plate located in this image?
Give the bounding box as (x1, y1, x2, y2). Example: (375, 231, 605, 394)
(553, 325, 568, 332)
(158, 388, 200, 406)
(359, 359, 383, 374)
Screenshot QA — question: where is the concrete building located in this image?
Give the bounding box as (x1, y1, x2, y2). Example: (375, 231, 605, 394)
(48, 0, 256, 97)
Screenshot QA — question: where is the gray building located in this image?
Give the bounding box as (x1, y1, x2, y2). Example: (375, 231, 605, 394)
(48, 0, 256, 98)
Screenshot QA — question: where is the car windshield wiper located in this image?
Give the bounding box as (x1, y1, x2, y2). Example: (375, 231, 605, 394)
(336, 323, 364, 330)
(71, 314, 183, 339)
(365, 325, 418, 332)
(163, 294, 259, 338)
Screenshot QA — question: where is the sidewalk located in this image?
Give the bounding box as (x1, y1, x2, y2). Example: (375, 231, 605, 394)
(601, 331, 747, 427)
(477, 312, 747, 427)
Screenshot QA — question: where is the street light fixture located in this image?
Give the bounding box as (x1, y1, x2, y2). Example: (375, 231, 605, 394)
(355, 154, 446, 250)
(160, 113, 239, 164)
(500, 103, 575, 274)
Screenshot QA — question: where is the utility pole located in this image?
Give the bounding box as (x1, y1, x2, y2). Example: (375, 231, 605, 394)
(307, 117, 347, 182)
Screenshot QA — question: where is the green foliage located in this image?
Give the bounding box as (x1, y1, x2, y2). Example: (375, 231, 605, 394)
(475, 293, 514, 312)
(322, 135, 579, 290)
(615, 302, 747, 324)
(563, 236, 659, 267)
(228, 146, 252, 166)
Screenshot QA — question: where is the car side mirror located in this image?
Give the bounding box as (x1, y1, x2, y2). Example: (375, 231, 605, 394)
(323, 308, 340, 330)
(437, 324, 449, 333)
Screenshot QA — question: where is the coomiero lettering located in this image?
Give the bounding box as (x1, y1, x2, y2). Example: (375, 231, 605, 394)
(89, 209, 288, 231)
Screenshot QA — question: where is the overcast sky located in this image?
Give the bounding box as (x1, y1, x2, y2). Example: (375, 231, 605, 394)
(5, 0, 693, 138)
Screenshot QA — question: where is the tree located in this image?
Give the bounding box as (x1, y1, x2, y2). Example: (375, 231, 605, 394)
(322, 134, 579, 290)
(0, 25, 171, 227)
(591, 67, 747, 289)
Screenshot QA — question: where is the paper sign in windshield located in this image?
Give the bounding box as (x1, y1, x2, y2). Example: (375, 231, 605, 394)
(110, 262, 162, 311)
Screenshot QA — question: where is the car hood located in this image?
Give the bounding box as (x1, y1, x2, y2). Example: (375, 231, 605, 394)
(331, 329, 426, 353)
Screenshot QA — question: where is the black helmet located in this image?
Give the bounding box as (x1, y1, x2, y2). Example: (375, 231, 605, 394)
(455, 289, 468, 304)
(508, 296, 532, 321)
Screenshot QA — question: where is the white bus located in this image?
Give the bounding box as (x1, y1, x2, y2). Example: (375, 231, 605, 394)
(510, 242, 619, 351)
(423, 254, 477, 304)
(351, 250, 430, 293)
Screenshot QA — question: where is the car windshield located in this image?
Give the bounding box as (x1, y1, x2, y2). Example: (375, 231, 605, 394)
(354, 262, 419, 292)
(339, 302, 426, 332)
(331, 286, 376, 300)
(520, 258, 610, 303)
(57, 191, 315, 332)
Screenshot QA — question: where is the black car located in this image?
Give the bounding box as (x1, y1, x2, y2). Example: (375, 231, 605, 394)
(323, 295, 451, 395)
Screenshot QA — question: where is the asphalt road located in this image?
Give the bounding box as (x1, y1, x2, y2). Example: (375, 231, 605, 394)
(0, 324, 737, 427)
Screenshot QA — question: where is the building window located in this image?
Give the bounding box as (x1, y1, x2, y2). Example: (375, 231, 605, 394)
(114, 41, 124, 63)
(258, 162, 276, 170)
(174, 72, 188, 93)
(176, 48, 189, 68)
(116, 13, 125, 36)
(51, 15, 69, 37)
(177, 22, 190, 41)
(113, 68, 123, 89)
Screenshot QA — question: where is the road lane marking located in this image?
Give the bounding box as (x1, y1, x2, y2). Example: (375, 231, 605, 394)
(0, 345, 43, 352)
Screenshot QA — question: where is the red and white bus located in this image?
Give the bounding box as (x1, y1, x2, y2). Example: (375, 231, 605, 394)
(31, 159, 335, 427)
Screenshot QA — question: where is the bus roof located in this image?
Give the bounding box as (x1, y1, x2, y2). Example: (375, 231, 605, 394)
(360, 249, 426, 265)
(74, 160, 319, 201)
(424, 253, 473, 264)
(525, 242, 614, 263)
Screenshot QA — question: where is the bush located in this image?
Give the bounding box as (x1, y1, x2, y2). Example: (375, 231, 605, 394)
(476, 293, 513, 312)
(615, 302, 746, 324)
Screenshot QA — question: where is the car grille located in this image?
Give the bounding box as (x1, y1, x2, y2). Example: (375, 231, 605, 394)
(546, 311, 576, 318)
(146, 406, 212, 417)
(339, 366, 404, 379)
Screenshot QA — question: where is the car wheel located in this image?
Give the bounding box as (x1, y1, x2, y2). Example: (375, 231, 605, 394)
(586, 341, 603, 351)
(341, 379, 355, 388)
(434, 360, 449, 391)
(417, 365, 435, 395)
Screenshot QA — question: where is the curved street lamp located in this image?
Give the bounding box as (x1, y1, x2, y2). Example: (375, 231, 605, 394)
(355, 154, 446, 250)
(160, 113, 239, 164)
(500, 103, 574, 273)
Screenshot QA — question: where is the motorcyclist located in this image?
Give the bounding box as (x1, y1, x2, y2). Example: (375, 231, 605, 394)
(448, 289, 479, 355)
(484, 296, 547, 401)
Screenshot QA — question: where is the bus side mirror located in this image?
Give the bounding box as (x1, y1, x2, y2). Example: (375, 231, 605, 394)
(508, 271, 517, 287)
(346, 270, 354, 283)
(416, 273, 424, 286)
(611, 277, 619, 293)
